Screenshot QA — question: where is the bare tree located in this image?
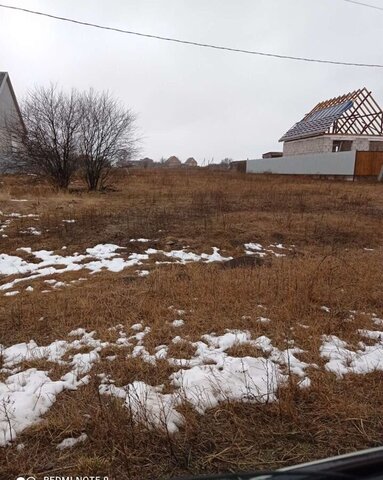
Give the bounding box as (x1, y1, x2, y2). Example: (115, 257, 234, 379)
(221, 157, 232, 165)
(78, 90, 138, 190)
(8, 85, 81, 189)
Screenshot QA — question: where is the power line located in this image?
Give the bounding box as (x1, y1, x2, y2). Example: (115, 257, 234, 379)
(1, 3, 383, 68)
(343, 0, 383, 11)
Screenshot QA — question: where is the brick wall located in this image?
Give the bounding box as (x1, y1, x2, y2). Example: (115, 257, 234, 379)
(283, 135, 383, 156)
(283, 137, 333, 156)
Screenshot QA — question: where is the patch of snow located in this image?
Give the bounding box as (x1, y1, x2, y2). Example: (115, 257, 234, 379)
(4, 291, 19, 297)
(20, 227, 41, 236)
(99, 381, 183, 434)
(69, 328, 87, 337)
(0, 369, 86, 446)
(257, 317, 271, 324)
(320, 334, 383, 377)
(171, 356, 282, 414)
(201, 247, 233, 263)
(372, 316, 383, 327)
(131, 323, 143, 331)
(244, 243, 263, 251)
(4, 213, 39, 218)
(136, 270, 150, 277)
(358, 329, 383, 341)
(297, 323, 309, 329)
(56, 433, 87, 450)
(171, 320, 184, 327)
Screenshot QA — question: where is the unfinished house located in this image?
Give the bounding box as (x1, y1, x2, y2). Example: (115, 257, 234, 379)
(244, 88, 383, 180)
(280, 88, 383, 156)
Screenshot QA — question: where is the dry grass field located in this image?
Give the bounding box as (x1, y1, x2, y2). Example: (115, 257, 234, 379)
(0, 168, 383, 480)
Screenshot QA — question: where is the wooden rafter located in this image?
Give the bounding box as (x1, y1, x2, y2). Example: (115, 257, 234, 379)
(328, 89, 383, 136)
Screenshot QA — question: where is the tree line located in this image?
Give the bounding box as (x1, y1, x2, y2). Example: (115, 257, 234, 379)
(4, 85, 138, 190)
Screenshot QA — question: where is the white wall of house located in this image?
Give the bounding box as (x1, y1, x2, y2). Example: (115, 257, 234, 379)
(283, 137, 333, 156)
(283, 135, 383, 156)
(0, 75, 22, 170)
(0, 78, 19, 130)
(246, 151, 356, 176)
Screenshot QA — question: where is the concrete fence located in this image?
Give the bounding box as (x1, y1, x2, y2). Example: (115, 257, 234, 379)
(246, 151, 356, 176)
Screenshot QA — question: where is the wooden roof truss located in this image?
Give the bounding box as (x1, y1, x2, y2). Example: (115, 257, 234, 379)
(280, 88, 383, 142)
(316, 88, 383, 136)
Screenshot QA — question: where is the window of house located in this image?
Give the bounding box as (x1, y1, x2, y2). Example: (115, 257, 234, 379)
(332, 140, 353, 152)
(369, 141, 383, 152)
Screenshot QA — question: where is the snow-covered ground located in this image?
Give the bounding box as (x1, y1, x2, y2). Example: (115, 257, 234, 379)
(1, 309, 382, 446)
(0, 244, 232, 295)
(0, 229, 296, 296)
(1, 217, 381, 449)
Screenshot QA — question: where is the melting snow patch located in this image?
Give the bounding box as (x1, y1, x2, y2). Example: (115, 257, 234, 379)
(0, 321, 318, 442)
(371, 315, 383, 327)
(4, 291, 19, 297)
(20, 227, 41, 236)
(136, 270, 150, 277)
(56, 433, 87, 450)
(0, 369, 87, 446)
(169, 306, 186, 315)
(244, 242, 293, 257)
(171, 319, 184, 327)
(131, 323, 143, 331)
(257, 317, 271, 324)
(244, 243, 263, 252)
(99, 381, 184, 434)
(320, 333, 383, 377)
(153, 247, 232, 265)
(0, 328, 114, 445)
(100, 329, 313, 433)
(4, 213, 39, 218)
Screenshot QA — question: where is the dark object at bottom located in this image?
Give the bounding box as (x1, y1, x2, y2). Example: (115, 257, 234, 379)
(171, 446, 383, 479)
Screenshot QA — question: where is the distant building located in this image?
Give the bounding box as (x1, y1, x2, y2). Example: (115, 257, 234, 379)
(139, 157, 155, 168)
(184, 157, 197, 167)
(0, 72, 24, 170)
(262, 152, 283, 159)
(165, 155, 181, 167)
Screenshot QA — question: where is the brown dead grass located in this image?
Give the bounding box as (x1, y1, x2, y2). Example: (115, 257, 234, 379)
(0, 169, 383, 479)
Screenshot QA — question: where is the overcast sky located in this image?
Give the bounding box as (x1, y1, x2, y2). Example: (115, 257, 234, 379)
(1, 0, 383, 163)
